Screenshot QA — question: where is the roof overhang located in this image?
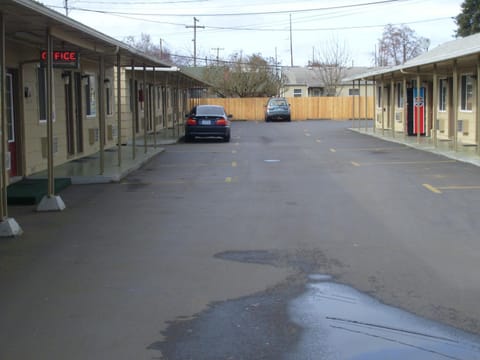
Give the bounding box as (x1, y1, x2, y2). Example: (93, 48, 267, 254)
(2, 0, 172, 68)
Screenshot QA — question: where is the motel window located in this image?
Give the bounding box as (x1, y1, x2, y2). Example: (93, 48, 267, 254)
(439, 79, 447, 112)
(38, 67, 47, 122)
(396, 82, 403, 108)
(85, 74, 96, 117)
(293, 88, 302, 97)
(460, 75, 473, 111)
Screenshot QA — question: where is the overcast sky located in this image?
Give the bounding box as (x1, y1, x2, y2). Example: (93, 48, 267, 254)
(41, 0, 463, 67)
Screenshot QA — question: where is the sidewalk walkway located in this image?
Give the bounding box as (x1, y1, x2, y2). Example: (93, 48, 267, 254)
(27, 128, 182, 184)
(349, 120, 480, 168)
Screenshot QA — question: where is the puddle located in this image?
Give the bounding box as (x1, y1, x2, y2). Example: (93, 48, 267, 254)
(152, 251, 480, 359)
(287, 275, 480, 360)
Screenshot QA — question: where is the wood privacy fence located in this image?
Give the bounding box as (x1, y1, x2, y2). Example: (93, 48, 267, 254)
(191, 97, 375, 121)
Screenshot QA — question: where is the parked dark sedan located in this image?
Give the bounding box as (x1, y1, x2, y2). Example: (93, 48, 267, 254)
(185, 105, 232, 142)
(265, 97, 291, 122)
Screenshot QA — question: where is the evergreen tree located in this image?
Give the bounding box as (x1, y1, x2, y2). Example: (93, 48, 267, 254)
(455, 0, 480, 37)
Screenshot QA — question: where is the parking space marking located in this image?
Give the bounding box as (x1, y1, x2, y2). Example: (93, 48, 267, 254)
(423, 183, 442, 194)
(351, 160, 456, 166)
(316, 139, 322, 143)
(351, 161, 361, 167)
(330, 148, 337, 153)
(232, 161, 237, 167)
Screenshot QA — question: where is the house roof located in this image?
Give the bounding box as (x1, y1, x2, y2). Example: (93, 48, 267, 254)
(282, 66, 374, 87)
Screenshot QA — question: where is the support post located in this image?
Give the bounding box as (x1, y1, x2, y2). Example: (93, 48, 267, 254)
(381, 76, 385, 136)
(403, 76, 407, 140)
(153, 66, 157, 148)
(37, 28, 65, 212)
(143, 65, 147, 154)
(390, 78, 395, 138)
(453, 60, 458, 151)
(416, 72, 421, 144)
(117, 53, 122, 166)
(99, 55, 105, 174)
(131, 60, 136, 159)
(476, 56, 480, 155)
(0, 12, 22, 236)
(432, 64, 438, 148)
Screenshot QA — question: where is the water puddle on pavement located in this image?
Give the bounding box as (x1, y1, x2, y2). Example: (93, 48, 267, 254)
(152, 250, 480, 359)
(286, 274, 480, 360)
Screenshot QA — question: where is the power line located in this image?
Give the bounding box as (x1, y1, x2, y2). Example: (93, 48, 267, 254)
(49, 0, 411, 18)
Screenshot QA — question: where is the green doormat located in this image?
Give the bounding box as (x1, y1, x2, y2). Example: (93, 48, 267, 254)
(7, 178, 72, 205)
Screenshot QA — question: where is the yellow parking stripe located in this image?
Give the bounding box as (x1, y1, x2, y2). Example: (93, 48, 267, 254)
(423, 184, 442, 194)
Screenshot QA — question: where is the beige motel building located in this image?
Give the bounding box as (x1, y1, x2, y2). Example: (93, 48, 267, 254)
(0, 0, 206, 235)
(349, 32, 480, 151)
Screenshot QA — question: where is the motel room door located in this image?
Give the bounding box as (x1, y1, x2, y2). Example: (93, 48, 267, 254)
(6, 70, 20, 177)
(407, 87, 426, 136)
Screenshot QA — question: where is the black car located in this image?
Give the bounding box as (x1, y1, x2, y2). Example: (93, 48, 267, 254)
(185, 105, 232, 142)
(265, 97, 291, 122)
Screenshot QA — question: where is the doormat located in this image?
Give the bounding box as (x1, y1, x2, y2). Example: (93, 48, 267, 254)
(7, 178, 72, 205)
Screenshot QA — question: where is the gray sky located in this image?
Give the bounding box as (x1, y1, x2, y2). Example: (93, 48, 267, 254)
(42, 0, 463, 67)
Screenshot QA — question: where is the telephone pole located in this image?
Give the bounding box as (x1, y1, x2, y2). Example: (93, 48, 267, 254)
(289, 14, 293, 67)
(64, 0, 69, 16)
(186, 17, 204, 66)
(211, 47, 224, 64)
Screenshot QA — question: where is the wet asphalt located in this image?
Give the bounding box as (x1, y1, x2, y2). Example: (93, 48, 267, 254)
(2, 120, 480, 359)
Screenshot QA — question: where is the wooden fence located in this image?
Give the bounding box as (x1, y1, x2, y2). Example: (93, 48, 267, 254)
(191, 96, 375, 121)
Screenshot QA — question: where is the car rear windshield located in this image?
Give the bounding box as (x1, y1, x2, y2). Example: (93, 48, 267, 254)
(196, 106, 225, 116)
(269, 99, 288, 106)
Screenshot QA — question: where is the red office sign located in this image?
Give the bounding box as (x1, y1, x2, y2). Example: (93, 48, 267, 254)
(40, 50, 80, 69)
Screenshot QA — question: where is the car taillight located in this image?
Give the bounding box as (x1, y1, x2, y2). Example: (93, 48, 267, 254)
(187, 118, 197, 125)
(216, 118, 227, 126)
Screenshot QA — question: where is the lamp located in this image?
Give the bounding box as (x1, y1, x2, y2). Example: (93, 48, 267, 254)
(81, 74, 89, 86)
(104, 78, 111, 88)
(61, 71, 70, 85)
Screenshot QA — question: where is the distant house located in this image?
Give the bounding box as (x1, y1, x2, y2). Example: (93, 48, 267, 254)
(281, 66, 375, 98)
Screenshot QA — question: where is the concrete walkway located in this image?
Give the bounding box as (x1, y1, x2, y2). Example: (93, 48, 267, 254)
(27, 128, 181, 184)
(349, 120, 480, 168)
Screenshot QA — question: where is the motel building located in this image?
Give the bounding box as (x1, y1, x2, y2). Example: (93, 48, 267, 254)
(0, 0, 206, 236)
(349, 32, 480, 153)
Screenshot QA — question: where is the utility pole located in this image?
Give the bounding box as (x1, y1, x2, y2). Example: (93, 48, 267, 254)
(211, 47, 224, 64)
(64, 0, 69, 16)
(289, 14, 293, 67)
(186, 17, 204, 66)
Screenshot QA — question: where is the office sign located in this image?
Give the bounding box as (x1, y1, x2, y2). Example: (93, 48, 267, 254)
(40, 50, 80, 69)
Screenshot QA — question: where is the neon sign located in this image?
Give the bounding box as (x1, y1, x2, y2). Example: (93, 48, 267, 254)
(40, 50, 80, 69)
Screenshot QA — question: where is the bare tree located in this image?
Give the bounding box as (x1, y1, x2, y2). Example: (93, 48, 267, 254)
(376, 24, 430, 66)
(123, 33, 174, 64)
(311, 36, 351, 96)
(203, 52, 286, 98)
